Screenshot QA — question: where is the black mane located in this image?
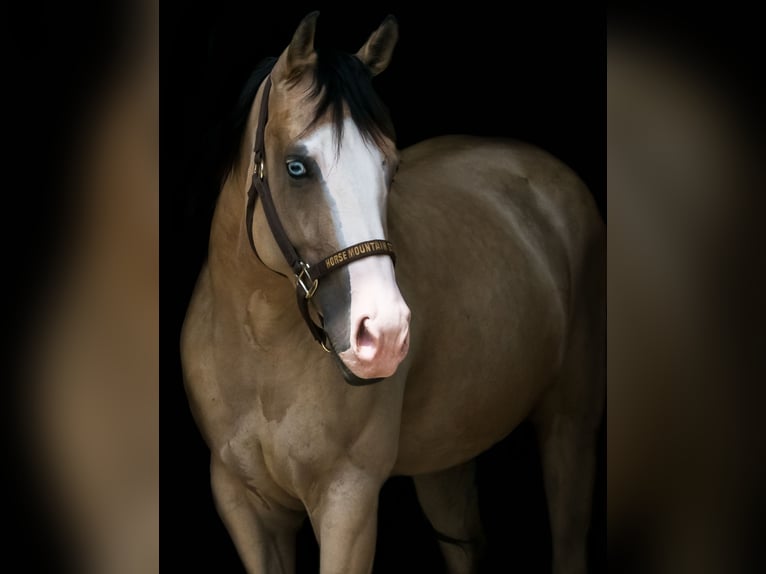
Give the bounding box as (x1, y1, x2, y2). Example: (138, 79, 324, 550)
(216, 56, 277, 187)
(218, 49, 394, 186)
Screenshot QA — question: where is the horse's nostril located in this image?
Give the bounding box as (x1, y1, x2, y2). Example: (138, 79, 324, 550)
(357, 318, 376, 351)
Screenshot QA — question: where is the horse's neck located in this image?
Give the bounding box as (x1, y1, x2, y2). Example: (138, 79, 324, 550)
(207, 98, 289, 317)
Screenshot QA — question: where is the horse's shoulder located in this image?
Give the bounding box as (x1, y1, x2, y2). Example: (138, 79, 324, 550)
(180, 265, 217, 400)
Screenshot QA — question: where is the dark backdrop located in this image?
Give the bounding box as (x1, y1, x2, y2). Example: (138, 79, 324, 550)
(165, 2, 604, 573)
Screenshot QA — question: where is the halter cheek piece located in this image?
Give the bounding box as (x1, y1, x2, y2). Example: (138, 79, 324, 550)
(245, 76, 396, 352)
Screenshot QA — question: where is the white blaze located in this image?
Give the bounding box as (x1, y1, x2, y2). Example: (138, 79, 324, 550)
(301, 119, 386, 243)
(300, 119, 410, 378)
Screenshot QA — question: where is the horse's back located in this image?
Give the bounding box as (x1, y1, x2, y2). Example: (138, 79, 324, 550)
(395, 135, 603, 314)
(398, 135, 602, 253)
(389, 136, 604, 474)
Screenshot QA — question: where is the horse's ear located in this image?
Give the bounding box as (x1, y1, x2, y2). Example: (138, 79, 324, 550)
(355, 15, 398, 77)
(276, 11, 319, 82)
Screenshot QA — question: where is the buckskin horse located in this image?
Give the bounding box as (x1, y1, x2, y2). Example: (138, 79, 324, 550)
(181, 12, 604, 574)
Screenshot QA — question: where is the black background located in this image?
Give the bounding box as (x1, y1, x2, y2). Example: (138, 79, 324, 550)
(166, 2, 603, 573)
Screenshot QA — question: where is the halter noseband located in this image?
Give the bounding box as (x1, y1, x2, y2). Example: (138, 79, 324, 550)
(245, 76, 396, 352)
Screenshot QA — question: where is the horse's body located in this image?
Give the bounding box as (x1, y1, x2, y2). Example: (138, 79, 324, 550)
(182, 13, 603, 574)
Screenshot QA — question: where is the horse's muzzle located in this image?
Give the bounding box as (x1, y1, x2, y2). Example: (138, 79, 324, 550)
(336, 257, 410, 381)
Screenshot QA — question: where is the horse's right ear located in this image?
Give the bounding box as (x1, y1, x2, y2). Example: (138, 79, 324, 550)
(274, 11, 319, 83)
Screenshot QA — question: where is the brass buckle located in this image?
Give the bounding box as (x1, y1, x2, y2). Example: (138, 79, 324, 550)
(296, 262, 318, 299)
(254, 156, 265, 180)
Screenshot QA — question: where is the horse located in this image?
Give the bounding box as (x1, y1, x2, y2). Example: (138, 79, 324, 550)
(181, 12, 604, 574)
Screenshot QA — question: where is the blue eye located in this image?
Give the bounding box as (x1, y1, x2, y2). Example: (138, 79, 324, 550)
(286, 160, 308, 178)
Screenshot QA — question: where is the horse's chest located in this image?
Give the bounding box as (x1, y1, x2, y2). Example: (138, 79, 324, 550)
(218, 390, 353, 498)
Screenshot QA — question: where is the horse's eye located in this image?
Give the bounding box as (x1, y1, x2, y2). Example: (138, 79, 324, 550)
(286, 160, 308, 178)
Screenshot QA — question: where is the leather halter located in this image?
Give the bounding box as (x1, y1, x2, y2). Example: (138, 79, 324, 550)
(245, 77, 396, 351)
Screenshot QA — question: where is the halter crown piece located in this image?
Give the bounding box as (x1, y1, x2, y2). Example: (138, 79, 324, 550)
(244, 77, 397, 352)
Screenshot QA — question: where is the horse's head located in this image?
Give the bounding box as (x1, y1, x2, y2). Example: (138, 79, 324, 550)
(249, 12, 410, 383)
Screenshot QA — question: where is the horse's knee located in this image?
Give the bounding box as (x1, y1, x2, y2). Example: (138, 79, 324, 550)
(301, 473, 382, 574)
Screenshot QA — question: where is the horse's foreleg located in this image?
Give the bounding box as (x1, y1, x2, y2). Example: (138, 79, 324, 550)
(413, 460, 485, 574)
(308, 471, 381, 574)
(211, 457, 305, 574)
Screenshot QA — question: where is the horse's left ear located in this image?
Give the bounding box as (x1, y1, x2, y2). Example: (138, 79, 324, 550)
(355, 15, 398, 77)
